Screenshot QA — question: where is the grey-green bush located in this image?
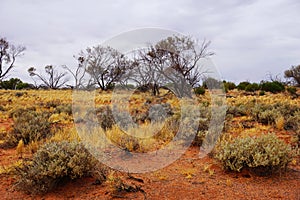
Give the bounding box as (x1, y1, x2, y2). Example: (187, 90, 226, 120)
(14, 141, 104, 194)
(215, 134, 295, 176)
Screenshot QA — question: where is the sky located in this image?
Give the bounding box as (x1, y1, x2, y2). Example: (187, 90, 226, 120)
(0, 0, 299, 84)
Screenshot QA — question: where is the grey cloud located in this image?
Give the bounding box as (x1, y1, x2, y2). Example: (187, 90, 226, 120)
(0, 0, 299, 83)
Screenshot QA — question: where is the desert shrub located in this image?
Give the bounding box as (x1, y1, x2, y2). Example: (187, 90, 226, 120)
(84, 106, 115, 130)
(194, 86, 205, 95)
(227, 105, 248, 117)
(215, 134, 295, 175)
(245, 83, 260, 92)
(257, 109, 280, 125)
(251, 102, 300, 128)
(285, 111, 300, 131)
(54, 104, 72, 115)
(96, 106, 115, 130)
(223, 81, 236, 92)
(9, 107, 36, 118)
(15, 92, 27, 97)
(45, 100, 62, 108)
(112, 110, 137, 130)
(259, 90, 265, 96)
(237, 81, 251, 90)
(260, 81, 285, 93)
(14, 141, 103, 194)
(16, 82, 33, 89)
(4, 110, 51, 147)
(148, 103, 173, 122)
(287, 86, 297, 95)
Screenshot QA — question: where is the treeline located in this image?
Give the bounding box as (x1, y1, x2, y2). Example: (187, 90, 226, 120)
(0, 36, 300, 94)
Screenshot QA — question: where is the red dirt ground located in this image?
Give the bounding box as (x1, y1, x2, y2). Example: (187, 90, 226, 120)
(1, 146, 299, 200)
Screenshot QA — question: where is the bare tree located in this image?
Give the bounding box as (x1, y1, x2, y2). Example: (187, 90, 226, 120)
(82, 45, 127, 90)
(134, 35, 213, 97)
(284, 65, 300, 86)
(0, 37, 26, 80)
(28, 65, 68, 89)
(129, 49, 165, 95)
(63, 56, 87, 89)
(155, 35, 213, 87)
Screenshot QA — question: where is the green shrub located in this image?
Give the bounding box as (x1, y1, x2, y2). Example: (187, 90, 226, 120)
(287, 86, 297, 95)
(285, 111, 300, 131)
(257, 109, 280, 125)
(260, 81, 285, 93)
(14, 141, 103, 194)
(5, 109, 51, 147)
(237, 81, 250, 90)
(227, 105, 248, 117)
(245, 83, 260, 92)
(215, 134, 295, 175)
(16, 82, 33, 90)
(54, 104, 72, 115)
(223, 81, 236, 92)
(194, 86, 205, 95)
(259, 90, 265, 96)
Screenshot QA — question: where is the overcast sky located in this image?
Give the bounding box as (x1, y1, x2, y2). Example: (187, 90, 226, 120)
(1, 0, 299, 84)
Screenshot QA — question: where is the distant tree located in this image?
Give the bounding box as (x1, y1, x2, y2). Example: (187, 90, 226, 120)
(284, 65, 300, 86)
(28, 65, 68, 89)
(155, 36, 213, 87)
(0, 37, 26, 80)
(131, 48, 166, 96)
(134, 35, 213, 97)
(0, 78, 33, 90)
(260, 81, 285, 93)
(202, 77, 223, 89)
(0, 78, 21, 89)
(223, 81, 236, 92)
(237, 81, 251, 90)
(81, 46, 127, 90)
(63, 56, 87, 89)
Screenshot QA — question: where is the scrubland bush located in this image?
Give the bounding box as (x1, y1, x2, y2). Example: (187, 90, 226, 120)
(194, 86, 205, 95)
(14, 141, 105, 194)
(287, 86, 297, 95)
(95, 106, 115, 130)
(227, 105, 248, 117)
(260, 81, 285, 93)
(54, 104, 72, 115)
(215, 134, 295, 175)
(223, 81, 236, 92)
(259, 90, 265, 96)
(237, 81, 251, 90)
(245, 83, 260, 92)
(3, 109, 51, 148)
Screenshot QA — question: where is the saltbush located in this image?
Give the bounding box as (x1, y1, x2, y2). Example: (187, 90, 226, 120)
(4, 109, 51, 147)
(14, 141, 102, 194)
(215, 134, 295, 175)
(94, 106, 115, 130)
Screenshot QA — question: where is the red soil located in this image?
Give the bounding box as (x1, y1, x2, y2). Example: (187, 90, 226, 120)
(0, 146, 299, 200)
